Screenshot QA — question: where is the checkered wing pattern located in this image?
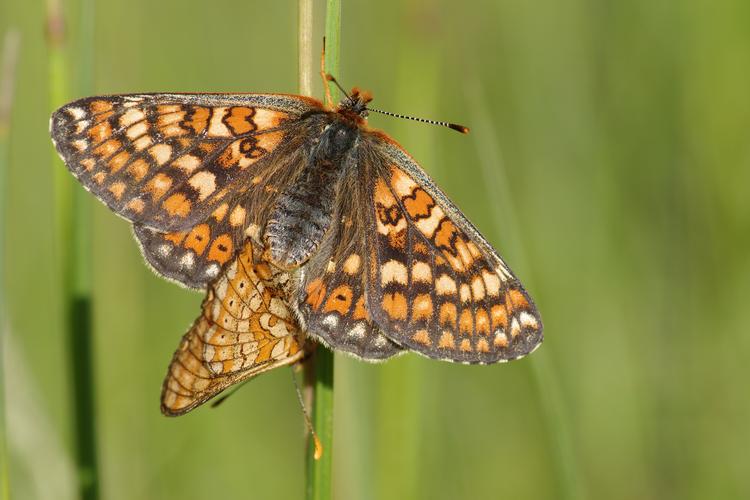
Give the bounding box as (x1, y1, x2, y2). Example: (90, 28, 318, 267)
(363, 139, 543, 363)
(50, 93, 323, 288)
(161, 239, 305, 416)
(297, 197, 404, 361)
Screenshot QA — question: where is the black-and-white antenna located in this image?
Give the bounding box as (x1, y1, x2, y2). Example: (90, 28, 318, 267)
(366, 107, 470, 134)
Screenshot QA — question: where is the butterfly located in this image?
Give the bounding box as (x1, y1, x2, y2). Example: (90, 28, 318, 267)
(50, 79, 543, 415)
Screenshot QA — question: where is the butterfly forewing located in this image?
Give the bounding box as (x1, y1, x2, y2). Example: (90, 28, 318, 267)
(364, 139, 543, 363)
(161, 238, 305, 416)
(51, 93, 325, 288)
(297, 132, 542, 364)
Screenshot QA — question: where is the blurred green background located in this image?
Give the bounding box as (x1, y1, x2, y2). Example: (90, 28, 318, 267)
(2, 0, 750, 499)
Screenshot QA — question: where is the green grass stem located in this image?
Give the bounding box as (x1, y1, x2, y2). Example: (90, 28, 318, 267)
(0, 27, 21, 500)
(46, 0, 99, 498)
(304, 2, 340, 499)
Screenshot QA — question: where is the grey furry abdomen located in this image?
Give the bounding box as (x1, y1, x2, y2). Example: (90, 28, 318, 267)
(265, 120, 358, 269)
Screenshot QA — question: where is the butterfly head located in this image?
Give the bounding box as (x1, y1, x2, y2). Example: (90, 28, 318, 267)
(338, 87, 372, 118)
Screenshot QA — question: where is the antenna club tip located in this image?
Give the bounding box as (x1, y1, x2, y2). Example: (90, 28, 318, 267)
(325, 74, 335, 81)
(450, 124, 470, 134)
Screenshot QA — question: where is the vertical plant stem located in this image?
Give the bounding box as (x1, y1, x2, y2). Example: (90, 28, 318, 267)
(323, 0, 341, 103)
(0, 27, 21, 500)
(47, 0, 100, 498)
(304, 3, 340, 500)
(297, 0, 313, 98)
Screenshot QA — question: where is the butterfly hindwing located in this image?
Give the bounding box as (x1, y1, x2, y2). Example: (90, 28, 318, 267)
(298, 250, 404, 361)
(161, 238, 305, 416)
(132, 195, 264, 288)
(295, 173, 404, 361)
(361, 138, 543, 364)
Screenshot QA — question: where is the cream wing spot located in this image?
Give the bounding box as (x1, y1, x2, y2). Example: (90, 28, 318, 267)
(188, 171, 217, 200)
(519, 311, 539, 329)
(380, 259, 408, 285)
(467, 242, 482, 258)
(373, 334, 388, 347)
(126, 198, 145, 213)
(435, 274, 457, 295)
(229, 205, 246, 227)
(245, 223, 260, 240)
(348, 323, 366, 339)
(270, 340, 288, 359)
(268, 297, 288, 319)
(133, 135, 153, 151)
(411, 261, 432, 283)
(172, 154, 201, 174)
(208, 107, 231, 136)
(343, 254, 361, 275)
(482, 270, 501, 297)
(494, 330, 509, 347)
(460, 283, 471, 303)
(147, 173, 172, 199)
(390, 167, 418, 197)
(179, 251, 195, 269)
(456, 240, 474, 268)
(120, 108, 145, 127)
(149, 144, 172, 165)
(322, 315, 339, 330)
(471, 276, 486, 301)
(510, 317, 521, 337)
(253, 108, 284, 128)
(67, 107, 86, 120)
(108, 182, 126, 200)
(75, 120, 90, 134)
(204, 264, 221, 279)
(126, 121, 149, 140)
(414, 206, 445, 238)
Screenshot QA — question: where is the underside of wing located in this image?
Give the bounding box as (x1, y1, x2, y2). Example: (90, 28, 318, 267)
(362, 137, 543, 364)
(161, 238, 306, 416)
